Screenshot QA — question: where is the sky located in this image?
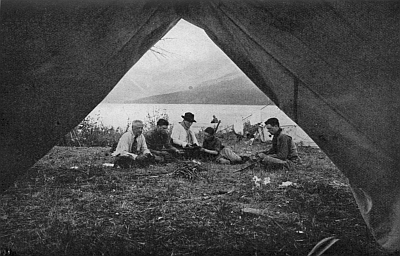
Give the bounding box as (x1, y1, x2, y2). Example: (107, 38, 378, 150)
(131, 19, 228, 72)
(103, 19, 243, 102)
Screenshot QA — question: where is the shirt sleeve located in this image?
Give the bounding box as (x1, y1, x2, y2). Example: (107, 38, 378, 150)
(163, 133, 175, 150)
(139, 134, 151, 155)
(203, 138, 223, 153)
(275, 135, 290, 160)
(171, 125, 187, 147)
(190, 130, 199, 145)
(112, 132, 131, 156)
(144, 130, 155, 149)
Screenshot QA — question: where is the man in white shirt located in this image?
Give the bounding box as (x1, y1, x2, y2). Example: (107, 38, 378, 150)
(171, 112, 199, 147)
(171, 112, 200, 158)
(112, 120, 153, 168)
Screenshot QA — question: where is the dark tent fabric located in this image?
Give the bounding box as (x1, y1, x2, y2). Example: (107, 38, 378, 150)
(1, 0, 399, 252)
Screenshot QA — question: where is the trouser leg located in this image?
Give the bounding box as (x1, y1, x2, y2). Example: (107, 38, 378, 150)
(258, 153, 288, 170)
(220, 147, 242, 163)
(150, 150, 177, 163)
(114, 155, 135, 168)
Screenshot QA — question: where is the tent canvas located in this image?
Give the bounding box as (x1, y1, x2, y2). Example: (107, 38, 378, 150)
(1, 0, 399, 252)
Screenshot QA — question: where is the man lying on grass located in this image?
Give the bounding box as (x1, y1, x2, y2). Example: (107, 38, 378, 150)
(144, 118, 182, 163)
(112, 120, 155, 168)
(200, 127, 245, 164)
(255, 118, 300, 170)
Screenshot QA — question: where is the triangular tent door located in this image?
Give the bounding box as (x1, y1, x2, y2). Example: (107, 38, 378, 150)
(1, 1, 399, 252)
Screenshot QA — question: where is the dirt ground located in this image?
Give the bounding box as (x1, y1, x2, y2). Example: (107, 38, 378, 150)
(0, 140, 395, 256)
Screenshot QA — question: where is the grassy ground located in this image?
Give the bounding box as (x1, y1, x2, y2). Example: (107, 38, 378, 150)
(0, 138, 395, 256)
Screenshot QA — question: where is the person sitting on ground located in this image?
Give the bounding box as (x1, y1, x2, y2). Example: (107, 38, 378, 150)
(200, 127, 244, 164)
(170, 112, 200, 158)
(144, 118, 181, 163)
(211, 115, 219, 123)
(255, 117, 300, 170)
(112, 120, 154, 168)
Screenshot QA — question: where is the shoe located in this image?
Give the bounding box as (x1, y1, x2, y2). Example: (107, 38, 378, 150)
(239, 155, 250, 163)
(218, 158, 231, 164)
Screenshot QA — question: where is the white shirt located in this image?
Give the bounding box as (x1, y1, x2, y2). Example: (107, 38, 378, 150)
(112, 131, 150, 159)
(170, 122, 199, 147)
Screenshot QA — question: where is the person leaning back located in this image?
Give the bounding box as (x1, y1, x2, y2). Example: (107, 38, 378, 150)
(200, 127, 243, 164)
(256, 118, 300, 170)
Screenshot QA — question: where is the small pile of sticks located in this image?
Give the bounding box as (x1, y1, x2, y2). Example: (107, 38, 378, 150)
(171, 160, 207, 180)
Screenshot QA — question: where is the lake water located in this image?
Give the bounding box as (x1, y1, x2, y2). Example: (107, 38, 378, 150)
(87, 103, 317, 147)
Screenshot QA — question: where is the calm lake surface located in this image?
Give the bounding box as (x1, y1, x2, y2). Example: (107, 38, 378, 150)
(87, 103, 317, 146)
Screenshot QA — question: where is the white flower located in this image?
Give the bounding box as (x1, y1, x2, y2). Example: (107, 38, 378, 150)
(252, 175, 261, 187)
(263, 177, 271, 185)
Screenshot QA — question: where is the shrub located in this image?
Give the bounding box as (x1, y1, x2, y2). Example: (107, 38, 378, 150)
(143, 108, 169, 132)
(58, 116, 123, 147)
(59, 109, 170, 147)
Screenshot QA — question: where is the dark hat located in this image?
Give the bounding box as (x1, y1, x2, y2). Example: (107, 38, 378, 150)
(181, 112, 196, 122)
(204, 127, 215, 135)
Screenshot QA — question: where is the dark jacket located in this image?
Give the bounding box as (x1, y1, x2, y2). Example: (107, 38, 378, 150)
(203, 136, 224, 152)
(144, 129, 176, 151)
(268, 129, 298, 161)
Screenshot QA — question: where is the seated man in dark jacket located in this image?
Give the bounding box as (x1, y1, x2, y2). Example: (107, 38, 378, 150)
(200, 127, 243, 164)
(256, 118, 300, 170)
(144, 118, 181, 162)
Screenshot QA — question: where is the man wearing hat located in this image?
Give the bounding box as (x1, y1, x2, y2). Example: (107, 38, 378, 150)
(171, 112, 200, 154)
(112, 120, 154, 168)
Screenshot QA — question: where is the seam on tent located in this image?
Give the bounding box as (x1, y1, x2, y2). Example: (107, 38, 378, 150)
(215, 2, 384, 154)
(104, 7, 161, 64)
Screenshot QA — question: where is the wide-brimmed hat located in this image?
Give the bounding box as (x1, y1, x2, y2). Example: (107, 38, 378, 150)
(181, 112, 196, 122)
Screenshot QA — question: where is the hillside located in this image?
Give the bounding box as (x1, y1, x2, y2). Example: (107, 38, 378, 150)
(125, 75, 273, 105)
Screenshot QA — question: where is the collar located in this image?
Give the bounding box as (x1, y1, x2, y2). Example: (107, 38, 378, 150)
(180, 121, 190, 130)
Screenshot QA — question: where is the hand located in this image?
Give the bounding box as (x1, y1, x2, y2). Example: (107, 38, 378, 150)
(145, 153, 154, 159)
(136, 154, 146, 161)
(199, 147, 205, 152)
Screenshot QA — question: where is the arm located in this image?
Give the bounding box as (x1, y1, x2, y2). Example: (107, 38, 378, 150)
(112, 133, 138, 159)
(201, 138, 222, 155)
(171, 125, 187, 147)
(275, 135, 290, 160)
(143, 130, 156, 150)
(201, 148, 218, 155)
(163, 133, 180, 153)
(190, 130, 199, 146)
(138, 134, 151, 155)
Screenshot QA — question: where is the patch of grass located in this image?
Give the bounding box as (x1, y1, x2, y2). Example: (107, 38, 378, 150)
(0, 141, 395, 256)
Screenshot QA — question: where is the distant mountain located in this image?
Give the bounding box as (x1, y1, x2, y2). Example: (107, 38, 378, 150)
(101, 51, 243, 103)
(125, 74, 273, 105)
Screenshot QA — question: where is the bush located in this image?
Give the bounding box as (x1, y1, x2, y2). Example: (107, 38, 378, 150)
(59, 109, 171, 147)
(243, 120, 260, 136)
(143, 108, 169, 132)
(58, 116, 124, 147)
